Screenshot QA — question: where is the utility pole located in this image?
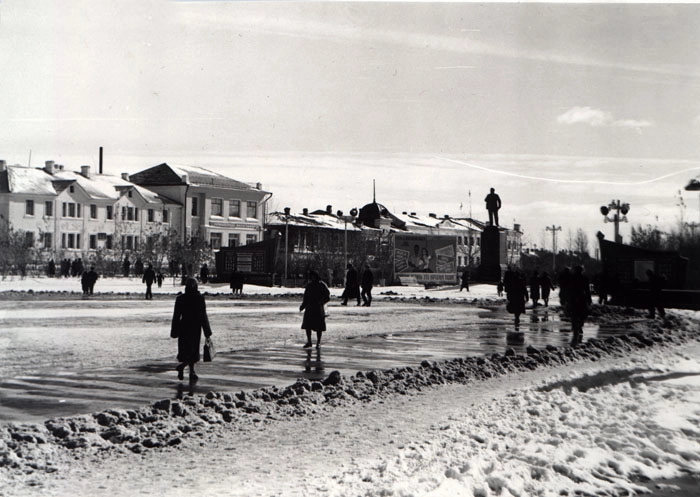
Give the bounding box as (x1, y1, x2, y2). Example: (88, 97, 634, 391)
(545, 225, 561, 273)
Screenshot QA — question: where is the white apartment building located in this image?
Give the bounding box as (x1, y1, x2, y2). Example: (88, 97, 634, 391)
(0, 160, 183, 260)
(128, 163, 271, 250)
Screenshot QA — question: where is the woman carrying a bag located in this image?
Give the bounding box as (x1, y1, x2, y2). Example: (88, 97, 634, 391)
(171, 277, 212, 383)
(300, 270, 331, 349)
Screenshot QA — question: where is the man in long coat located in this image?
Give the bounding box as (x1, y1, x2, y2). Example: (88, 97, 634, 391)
(484, 187, 502, 226)
(361, 266, 374, 307)
(341, 263, 360, 306)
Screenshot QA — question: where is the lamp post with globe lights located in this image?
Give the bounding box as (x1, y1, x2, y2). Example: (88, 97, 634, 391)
(600, 200, 630, 244)
(338, 207, 359, 269)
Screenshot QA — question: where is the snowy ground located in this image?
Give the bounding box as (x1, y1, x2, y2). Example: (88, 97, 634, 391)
(1, 277, 699, 497)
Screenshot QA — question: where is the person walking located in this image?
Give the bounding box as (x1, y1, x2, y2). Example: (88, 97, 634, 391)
(171, 277, 213, 383)
(143, 263, 157, 300)
(122, 256, 131, 277)
(47, 259, 56, 277)
(506, 271, 528, 327)
(300, 270, 331, 348)
(529, 270, 541, 307)
(645, 269, 666, 319)
(80, 269, 90, 295)
(539, 271, 555, 307)
(484, 187, 502, 226)
(460, 269, 470, 292)
(200, 263, 209, 284)
(86, 266, 99, 295)
(157, 271, 164, 288)
(567, 265, 592, 335)
(361, 266, 374, 307)
(557, 267, 572, 309)
(341, 263, 360, 306)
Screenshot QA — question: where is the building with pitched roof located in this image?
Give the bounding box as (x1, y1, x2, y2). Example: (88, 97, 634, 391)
(129, 163, 271, 250)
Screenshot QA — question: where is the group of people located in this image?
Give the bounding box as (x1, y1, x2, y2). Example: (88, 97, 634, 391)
(47, 258, 85, 278)
(502, 265, 592, 333)
(340, 262, 374, 307)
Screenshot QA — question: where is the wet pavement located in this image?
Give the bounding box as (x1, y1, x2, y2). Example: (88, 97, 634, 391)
(0, 299, 637, 423)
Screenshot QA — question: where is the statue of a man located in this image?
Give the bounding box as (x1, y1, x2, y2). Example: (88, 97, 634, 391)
(484, 188, 501, 226)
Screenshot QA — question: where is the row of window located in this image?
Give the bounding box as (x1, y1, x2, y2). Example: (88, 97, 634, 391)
(22, 231, 258, 251)
(209, 232, 257, 249)
(25, 200, 170, 223)
(195, 198, 257, 219)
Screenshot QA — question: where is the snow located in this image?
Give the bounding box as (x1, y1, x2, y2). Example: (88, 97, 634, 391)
(6, 167, 56, 195)
(1, 278, 699, 496)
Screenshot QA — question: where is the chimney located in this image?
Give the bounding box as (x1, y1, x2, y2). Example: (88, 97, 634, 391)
(410, 212, 416, 216)
(0, 160, 6, 172)
(99, 147, 103, 174)
(81, 165, 91, 178)
(302, 208, 309, 216)
(181, 174, 188, 184)
(121, 172, 129, 181)
(256, 182, 262, 189)
(283, 207, 291, 216)
(44, 160, 55, 174)
(443, 214, 449, 219)
(326, 205, 332, 215)
(513, 223, 521, 232)
(429, 213, 437, 218)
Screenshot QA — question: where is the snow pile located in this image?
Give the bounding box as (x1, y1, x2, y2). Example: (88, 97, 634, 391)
(343, 366, 700, 497)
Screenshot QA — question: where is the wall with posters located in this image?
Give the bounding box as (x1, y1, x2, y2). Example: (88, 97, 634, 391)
(393, 234, 457, 283)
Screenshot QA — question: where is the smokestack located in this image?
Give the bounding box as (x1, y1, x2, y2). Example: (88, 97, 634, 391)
(99, 147, 103, 175)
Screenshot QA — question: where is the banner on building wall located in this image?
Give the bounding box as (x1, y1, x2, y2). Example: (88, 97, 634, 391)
(394, 235, 456, 279)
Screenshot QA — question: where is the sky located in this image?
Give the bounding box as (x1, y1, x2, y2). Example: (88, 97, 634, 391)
(1, 1, 700, 250)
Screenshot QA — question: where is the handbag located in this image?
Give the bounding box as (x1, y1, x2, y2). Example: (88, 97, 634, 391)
(203, 336, 216, 362)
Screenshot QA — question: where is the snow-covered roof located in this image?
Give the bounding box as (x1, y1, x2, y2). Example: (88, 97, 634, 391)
(129, 163, 267, 193)
(4, 166, 57, 195)
(267, 211, 361, 231)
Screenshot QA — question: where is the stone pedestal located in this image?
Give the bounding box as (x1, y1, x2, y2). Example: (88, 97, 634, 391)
(478, 225, 503, 282)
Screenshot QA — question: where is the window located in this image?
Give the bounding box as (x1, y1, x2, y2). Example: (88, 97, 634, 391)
(134, 208, 139, 221)
(62, 233, 66, 248)
(69, 185, 74, 193)
(228, 234, 239, 247)
(210, 233, 222, 249)
(246, 201, 257, 219)
(68, 233, 76, 249)
(148, 209, 154, 222)
(127, 207, 134, 221)
(246, 234, 257, 245)
(25, 200, 34, 216)
(43, 233, 52, 248)
(211, 198, 223, 217)
(128, 190, 133, 198)
(68, 203, 76, 218)
(76, 204, 81, 218)
(191, 197, 198, 216)
(106, 205, 113, 220)
(90, 204, 97, 219)
(90, 234, 97, 249)
(45, 201, 53, 217)
(163, 209, 169, 223)
(229, 200, 240, 218)
(121, 206, 127, 220)
(24, 231, 34, 247)
(106, 235, 113, 249)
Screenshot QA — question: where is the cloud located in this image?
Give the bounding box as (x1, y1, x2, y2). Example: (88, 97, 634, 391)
(557, 107, 653, 129)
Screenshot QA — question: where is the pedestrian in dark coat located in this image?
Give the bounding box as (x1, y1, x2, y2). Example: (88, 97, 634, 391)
(171, 278, 212, 383)
(341, 263, 360, 306)
(567, 265, 592, 334)
(503, 266, 516, 299)
(558, 267, 572, 309)
(300, 270, 331, 348)
(506, 271, 528, 326)
(157, 272, 164, 288)
(645, 269, 666, 319)
(539, 272, 555, 306)
(529, 270, 541, 307)
(87, 266, 99, 294)
(200, 264, 209, 284)
(122, 257, 131, 277)
(47, 259, 56, 277)
(81, 270, 90, 295)
(143, 264, 157, 300)
(361, 267, 374, 307)
(460, 269, 470, 292)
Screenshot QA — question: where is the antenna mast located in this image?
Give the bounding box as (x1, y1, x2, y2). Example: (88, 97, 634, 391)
(373, 179, 376, 203)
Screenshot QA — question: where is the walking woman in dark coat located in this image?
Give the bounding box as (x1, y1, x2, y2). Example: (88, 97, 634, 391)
(529, 270, 541, 307)
(300, 270, 331, 348)
(567, 265, 592, 335)
(539, 271, 555, 307)
(506, 271, 529, 327)
(171, 277, 212, 382)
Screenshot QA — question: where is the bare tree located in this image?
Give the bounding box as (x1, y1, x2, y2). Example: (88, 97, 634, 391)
(573, 229, 589, 255)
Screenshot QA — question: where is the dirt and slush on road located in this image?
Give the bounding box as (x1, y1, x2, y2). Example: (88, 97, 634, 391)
(1, 288, 699, 496)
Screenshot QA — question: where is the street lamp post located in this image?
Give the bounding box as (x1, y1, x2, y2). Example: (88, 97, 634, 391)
(600, 200, 630, 244)
(283, 207, 290, 286)
(339, 208, 358, 269)
(545, 225, 561, 273)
